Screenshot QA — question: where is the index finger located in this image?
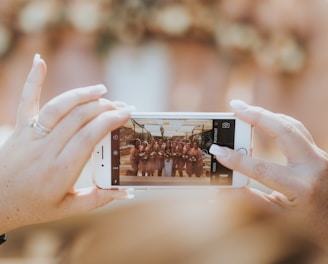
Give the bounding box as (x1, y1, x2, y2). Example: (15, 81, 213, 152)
(230, 100, 316, 164)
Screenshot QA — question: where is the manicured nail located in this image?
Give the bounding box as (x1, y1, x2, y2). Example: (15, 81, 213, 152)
(230, 99, 249, 111)
(112, 101, 129, 108)
(33, 53, 41, 68)
(114, 191, 134, 200)
(114, 105, 136, 118)
(209, 144, 230, 159)
(90, 84, 107, 95)
(123, 105, 136, 112)
(126, 193, 135, 200)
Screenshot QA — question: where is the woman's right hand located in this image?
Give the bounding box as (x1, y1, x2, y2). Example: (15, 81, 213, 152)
(210, 99, 328, 250)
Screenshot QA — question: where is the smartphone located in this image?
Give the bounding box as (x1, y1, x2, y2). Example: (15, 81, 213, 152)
(92, 112, 252, 189)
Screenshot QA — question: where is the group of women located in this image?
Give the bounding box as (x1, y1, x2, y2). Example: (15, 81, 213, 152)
(129, 138, 203, 177)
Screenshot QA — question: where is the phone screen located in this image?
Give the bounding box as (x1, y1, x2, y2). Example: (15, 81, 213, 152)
(109, 117, 236, 187)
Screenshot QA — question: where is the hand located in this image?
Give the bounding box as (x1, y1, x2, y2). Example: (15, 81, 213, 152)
(210, 99, 328, 250)
(0, 54, 134, 233)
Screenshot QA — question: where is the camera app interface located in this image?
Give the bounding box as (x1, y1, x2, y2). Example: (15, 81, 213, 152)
(110, 117, 235, 186)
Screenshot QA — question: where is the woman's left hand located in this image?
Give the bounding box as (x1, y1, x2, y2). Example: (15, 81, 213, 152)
(0, 54, 134, 234)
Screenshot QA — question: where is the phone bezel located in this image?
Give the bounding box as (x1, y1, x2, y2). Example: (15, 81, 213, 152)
(92, 112, 251, 189)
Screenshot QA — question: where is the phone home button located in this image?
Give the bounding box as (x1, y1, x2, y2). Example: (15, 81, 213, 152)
(237, 148, 248, 155)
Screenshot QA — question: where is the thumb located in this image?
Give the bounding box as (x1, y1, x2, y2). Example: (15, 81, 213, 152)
(58, 188, 134, 217)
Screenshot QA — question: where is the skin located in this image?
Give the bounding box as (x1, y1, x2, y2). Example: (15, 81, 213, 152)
(210, 99, 328, 251)
(0, 54, 134, 234)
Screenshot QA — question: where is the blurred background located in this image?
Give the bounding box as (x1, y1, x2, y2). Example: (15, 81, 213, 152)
(1, 0, 328, 262)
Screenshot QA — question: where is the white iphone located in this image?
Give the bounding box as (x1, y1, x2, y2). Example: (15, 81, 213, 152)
(92, 112, 252, 189)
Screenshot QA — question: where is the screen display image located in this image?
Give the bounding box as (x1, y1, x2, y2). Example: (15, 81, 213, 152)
(110, 117, 236, 186)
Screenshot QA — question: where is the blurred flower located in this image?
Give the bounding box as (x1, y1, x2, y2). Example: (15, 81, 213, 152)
(215, 22, 261, 54)
(106, 0, 147, 44)
(255, 33, 306, 74)
(66, 1, 103, 33)
(0, 0, 308, 75)
(275, 36, 306, 74)
(189, 2, 216, 40)
(153, 4, 192, 36)
(18, 0, 61, 34)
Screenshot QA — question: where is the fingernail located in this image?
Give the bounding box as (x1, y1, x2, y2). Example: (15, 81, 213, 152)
(126, 193, 135, 200)
(230, 100, 249, 111)
(112, 101, 129, 108)
(122, 105, 136, 112)
(114, 191, 134, 200)
(90, 84, 107, 95)
(114, 105, 135, 119)
(33, 53, 41, 68)
(209, 144, 230, 159)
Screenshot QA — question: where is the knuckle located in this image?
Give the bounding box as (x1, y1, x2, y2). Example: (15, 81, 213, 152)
(280, 114, 306, 131)
(70, 102, 96, 123)
(252, 161, 272, 180)
(280, 119, 298, 136)
(251, 106, 266, 126)
(71, 107, 87, 123)
(71, 101, 106, 124)
(42, 102, 62, 119)
(292, 119, 305, 130)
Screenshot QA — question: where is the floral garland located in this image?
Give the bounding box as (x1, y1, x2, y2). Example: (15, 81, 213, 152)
(0, 0, 307, 74)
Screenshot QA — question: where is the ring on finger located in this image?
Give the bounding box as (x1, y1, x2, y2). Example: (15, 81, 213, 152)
(29, 115, 52, 136)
